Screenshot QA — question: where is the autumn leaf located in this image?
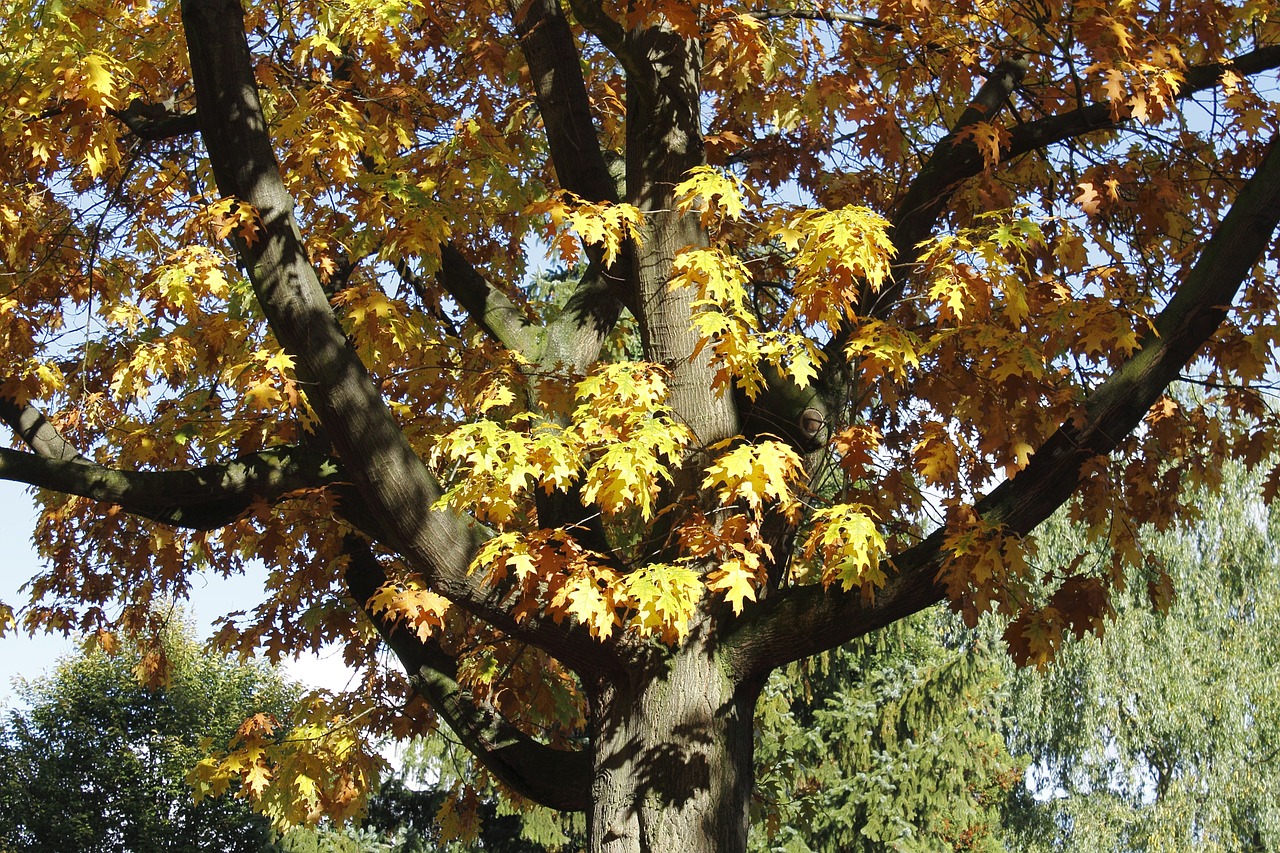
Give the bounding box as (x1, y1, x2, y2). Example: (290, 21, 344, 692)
(702, 439, 805, 521)
(707, 559, 762, 615)
(1075, 182, 1103, 215)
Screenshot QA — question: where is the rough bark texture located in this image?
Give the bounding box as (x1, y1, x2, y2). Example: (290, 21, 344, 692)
(588, 629, 761, 852)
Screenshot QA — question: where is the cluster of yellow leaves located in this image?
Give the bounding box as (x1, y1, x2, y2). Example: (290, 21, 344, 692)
(365, 579, 452, 643)
(205, 197, 265, 248)
(845, 319, 922, 386)
(702, 438, 805, 522)
(799, 505, 888, 598)
(526, 191, 644, 266)
(681, 513, 772, 616)
(674, 165, 749, 230)
(473, 531, 702, 642)
(463, 434, 813, 631)
(695, 439, 809, 613)
(433, 362, 694, 525)
(670, 247, 822, 399)
(190, 697, 385, 829)
(772, 206, 896, 328)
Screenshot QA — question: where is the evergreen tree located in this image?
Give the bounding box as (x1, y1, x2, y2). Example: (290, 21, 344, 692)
(752, 612, 1021, 852)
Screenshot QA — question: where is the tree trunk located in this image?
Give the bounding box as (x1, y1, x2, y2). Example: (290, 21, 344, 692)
(586, 629, 762, 853)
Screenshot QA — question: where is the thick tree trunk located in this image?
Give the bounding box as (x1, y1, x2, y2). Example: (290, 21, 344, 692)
(586, 629, 762, 853)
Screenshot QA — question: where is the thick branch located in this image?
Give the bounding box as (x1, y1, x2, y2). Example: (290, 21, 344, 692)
(436, 243, 540, 356)
(515, 0, 619, 204)
(0, 445, 345, 530)
(0, 398, 87, 463)
(1002, 43, 1280, 161)
(181, 0, 613, 669)
(0, 397, 395, 534)
(730, 129, 1280, 676)
(108, 99, 201, 140)
(562, 0, 646, 92)
(343, 537, 590, 811)
(0, 395, 348, 530)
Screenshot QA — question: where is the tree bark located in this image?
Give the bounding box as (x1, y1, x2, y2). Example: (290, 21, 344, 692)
(586, 626, 761, 852)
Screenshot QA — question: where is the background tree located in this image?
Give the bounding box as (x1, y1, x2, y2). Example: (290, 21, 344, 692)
(0, 617, 295, 853)
(1001, 462, 1280, 851)
(1, 0, 1279, 849)
(751, 615, 1020, 853)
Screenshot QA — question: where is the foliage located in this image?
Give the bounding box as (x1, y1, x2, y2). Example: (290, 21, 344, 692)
(0, 0, 1278, 846)
(0, 617, 296, 853)
(359, 735, 585, 852)
(1002, 464, 1280, 851)
(752, 613, 1023, 853)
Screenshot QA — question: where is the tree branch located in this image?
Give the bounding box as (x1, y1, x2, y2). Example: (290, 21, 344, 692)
(0, 397, 87, 463)
(817, 44, 1280, 391)
(0, 398, 348, 529)
(1001, 43, 1280, 162)
(180, 0, 614, 670)
(515, 0, 619, 205)
(730, 128, 1280, 676)
(108, 98, 201, 141)
(342, 536, 590, 811)
(562, 0, 645, 93)
(436, 243, 541, 357)
(860, 56, 1030, 321)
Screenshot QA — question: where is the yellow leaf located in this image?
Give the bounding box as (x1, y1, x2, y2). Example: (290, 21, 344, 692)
(702, 439, 804, 520)
(673, 166, 749, 228)
(707, 559, 760, 615)
(803, 504, 887, 593)
(79, 54, 117, 110)
(243, 762, 273, 797)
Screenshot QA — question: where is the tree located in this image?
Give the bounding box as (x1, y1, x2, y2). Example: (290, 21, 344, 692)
(0, 618, 294, 853)
(0, 0, 1278, 849)
(1001, 463, 1280, 851)
(752, 613, 1021, 852)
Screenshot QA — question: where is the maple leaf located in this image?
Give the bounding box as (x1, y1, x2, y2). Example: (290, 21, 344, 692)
(1148, 569, 1176, 614)
(1075, 182, 1103, 215)
(803, 504, 888, 594)
(1003, 608, 1063, 671)
(957, 120, 1009, 169)
(243, 762, 273, 798)
(707, 560, 761, 615)
(702, 439, 805, 520)
(912, 423, 961, 486)
(674, 166, 748, 229)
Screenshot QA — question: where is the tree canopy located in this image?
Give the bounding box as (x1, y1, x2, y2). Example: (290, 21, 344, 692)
(1, 0, 1278, 848)
(0, 618, 294, 853)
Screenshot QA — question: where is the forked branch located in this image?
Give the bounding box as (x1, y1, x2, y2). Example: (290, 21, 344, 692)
(342, 536, 591, 811)
(733, 130, 1280, 676)
(180, 0, 617, 669)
